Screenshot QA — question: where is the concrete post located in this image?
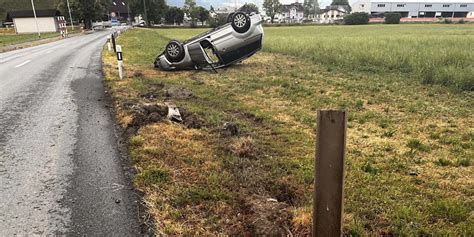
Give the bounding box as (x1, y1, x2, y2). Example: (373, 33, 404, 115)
(107, 35, 112, 51)
(116, 45, 123, 80)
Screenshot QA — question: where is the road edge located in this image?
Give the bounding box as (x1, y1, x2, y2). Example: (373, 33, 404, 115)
(100, 49, 156, 235)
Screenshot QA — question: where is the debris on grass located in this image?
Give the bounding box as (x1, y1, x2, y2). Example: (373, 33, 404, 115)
(128, 103, 168, 128)
(181, 112, 204, 129)
(166, 102, 183, 122)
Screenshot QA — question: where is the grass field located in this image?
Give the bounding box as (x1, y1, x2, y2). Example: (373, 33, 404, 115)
(103, 25, 473, 235)
(0, 32, 60, 47)
(0, 27, 80, 48)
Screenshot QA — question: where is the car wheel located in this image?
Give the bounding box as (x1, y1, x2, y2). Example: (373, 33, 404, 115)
(231, 12, 251, 33)
(165, 40, 185, 62)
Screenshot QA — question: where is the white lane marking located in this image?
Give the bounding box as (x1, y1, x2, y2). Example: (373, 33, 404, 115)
(14, 60, 31, 68)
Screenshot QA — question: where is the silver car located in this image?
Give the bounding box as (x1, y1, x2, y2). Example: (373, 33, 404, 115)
(154, 12, 264, 71)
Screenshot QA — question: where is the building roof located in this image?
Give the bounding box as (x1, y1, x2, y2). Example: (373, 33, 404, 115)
(109, 0, 129, 14)
(7, 9, 61, 20)
(281, 2, 305, 12)
(372, 0, 474, 3)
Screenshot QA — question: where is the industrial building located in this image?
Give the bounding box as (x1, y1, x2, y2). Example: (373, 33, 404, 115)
(352, 0, 474, 18)
(6, 9, 62, 34)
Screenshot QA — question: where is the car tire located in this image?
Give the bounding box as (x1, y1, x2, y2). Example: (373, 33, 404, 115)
(231, 12, 251, 33)
(165, 40, 185, 62)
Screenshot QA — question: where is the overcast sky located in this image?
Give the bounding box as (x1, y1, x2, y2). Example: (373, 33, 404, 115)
(166, 0, 338, 11)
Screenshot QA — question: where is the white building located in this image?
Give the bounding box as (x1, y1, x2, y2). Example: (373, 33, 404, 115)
(317, 6, 349, 23)
(277, 2, 305, 23)
(7, 9, 62, 34)
(352, 0, 474, 18)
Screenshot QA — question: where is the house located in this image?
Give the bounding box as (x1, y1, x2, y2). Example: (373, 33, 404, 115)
(351, 0, 474, 18)
(6, 9, 62, 34)
(277, 2, 305, 23)
(317, 6, 348, 23)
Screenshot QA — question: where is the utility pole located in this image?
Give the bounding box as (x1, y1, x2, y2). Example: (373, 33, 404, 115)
(31, 0, 41, 38)
(143, 0, 148, 26)
(66, 0, 74, 30)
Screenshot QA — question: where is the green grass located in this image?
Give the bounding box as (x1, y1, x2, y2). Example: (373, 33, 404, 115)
(0, 32, 59, 47)
(103, 25, 474, 235)
(263, 25, 474, 91)
(0, 27, 81, 48)
(150, 25, 474, 91)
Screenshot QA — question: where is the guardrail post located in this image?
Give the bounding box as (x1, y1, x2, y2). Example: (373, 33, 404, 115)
(107, 35, 112, 51)
(313, 110, 347, 237)
(116, 45, 123, 80)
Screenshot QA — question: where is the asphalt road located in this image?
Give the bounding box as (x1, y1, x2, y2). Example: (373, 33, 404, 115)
(0, 30, 142, 235)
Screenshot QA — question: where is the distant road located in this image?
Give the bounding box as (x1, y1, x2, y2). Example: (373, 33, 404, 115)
(0, 29, 141, 235)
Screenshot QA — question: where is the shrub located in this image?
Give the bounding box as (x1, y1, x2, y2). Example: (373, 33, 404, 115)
(344, 12, 370, 25)
(384, 13, 401, 24)
(442, 18, 453, 24)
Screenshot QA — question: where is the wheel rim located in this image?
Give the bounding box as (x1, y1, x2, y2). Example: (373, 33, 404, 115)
(167, 44, 180, 57)
(234, 14, 247, 28)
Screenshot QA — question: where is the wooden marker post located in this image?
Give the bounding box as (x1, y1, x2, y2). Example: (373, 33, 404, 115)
(313, 110, 347, 237)
(111, 33, 116, 53)
(116, 45, 123, 80)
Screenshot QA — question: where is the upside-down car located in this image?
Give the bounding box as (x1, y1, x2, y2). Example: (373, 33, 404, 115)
(154, 12, 264, 71)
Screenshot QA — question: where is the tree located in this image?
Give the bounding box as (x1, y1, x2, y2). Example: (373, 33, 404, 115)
(209, 13, 227, 28)
(304, 0, 319, 19)
(69, 0, 108, 29)
(148, 0, 168, 24)
(55, 0, 78, 23)
(184, 0, 196, 15)
(184, 0, 197, 25)
(384, 12, 401, 24)
(196, 6, 209, 26)
(263, 0, 281, 23)
(239, 3, 259, 14)
(129, 0, 168, 25)
(331, 0, 351, 12)
(164, 6, 184, 24)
